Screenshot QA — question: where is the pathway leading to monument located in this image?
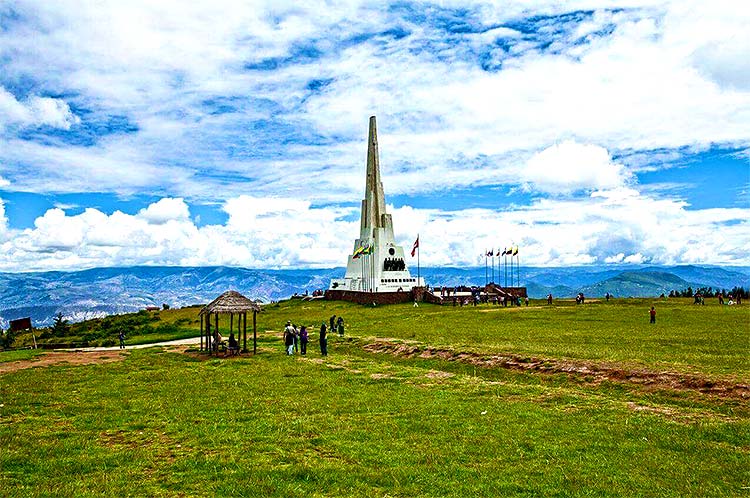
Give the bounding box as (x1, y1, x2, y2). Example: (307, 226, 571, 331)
(58, 336, 201, 352)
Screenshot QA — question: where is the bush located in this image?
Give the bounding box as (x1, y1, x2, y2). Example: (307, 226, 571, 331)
(1, 328, 15, 349)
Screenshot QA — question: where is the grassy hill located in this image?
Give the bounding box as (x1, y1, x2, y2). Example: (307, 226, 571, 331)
(581, 271, 693, 298)
(2, 298, 748, 496)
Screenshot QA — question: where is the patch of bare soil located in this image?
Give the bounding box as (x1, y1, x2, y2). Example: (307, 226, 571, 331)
(0, 351, 125, 374)
(362, 340, 749, 399)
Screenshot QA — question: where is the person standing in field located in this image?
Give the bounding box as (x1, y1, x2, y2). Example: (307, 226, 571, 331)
(293, 324, 299, 353)
(299, 325, 308, 355)
(284, 321, 295, 355)
(118, 331, 125, 349)
(319, 322, 328, 356)
(649, 306, 656, 324)
(336, 316, 344, 337)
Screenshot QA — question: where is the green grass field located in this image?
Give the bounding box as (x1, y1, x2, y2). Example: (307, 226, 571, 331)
(1, 298, 748, 496)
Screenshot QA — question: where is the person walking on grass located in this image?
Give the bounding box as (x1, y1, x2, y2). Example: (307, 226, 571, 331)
(337, 316, 344, 337)
(319, 322, 328, 356)
(329, 315, 336, 334)
(284, 321, 295, 355)
(293, 324, 299, 353)
(299, 325, 309, 355)
(649, 306, 656, 324)
(118, 331, 125, 349)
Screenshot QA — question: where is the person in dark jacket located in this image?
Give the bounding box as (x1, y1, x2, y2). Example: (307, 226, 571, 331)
(319, 322, 328, 356)
(299, 326, 309, 355)
(649, 306, 656, 324)
(336, 316, 344, 337)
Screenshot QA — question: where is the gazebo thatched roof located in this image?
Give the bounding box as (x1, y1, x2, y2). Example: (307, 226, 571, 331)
(199, 290, 262, 316)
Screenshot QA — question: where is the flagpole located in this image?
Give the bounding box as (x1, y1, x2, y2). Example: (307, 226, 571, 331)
(485, 250, 488, 288)
(503, 251, 508, 287)
(492, 252, 495, 284)
(417, 236, 421, 287)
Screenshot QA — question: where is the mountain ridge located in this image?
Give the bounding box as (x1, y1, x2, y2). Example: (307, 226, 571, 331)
(1, 265, 747, 327)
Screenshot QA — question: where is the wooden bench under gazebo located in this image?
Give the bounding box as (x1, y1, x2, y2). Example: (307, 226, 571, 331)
(199, 290, 262, 355)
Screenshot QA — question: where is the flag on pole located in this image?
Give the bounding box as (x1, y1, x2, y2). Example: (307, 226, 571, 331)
(486, 249, 494, 257)
(512, 246, 519, 256)
(411, 236, 419, 257)
(506, 247, 513, 255)
(501, 248, 507, 256)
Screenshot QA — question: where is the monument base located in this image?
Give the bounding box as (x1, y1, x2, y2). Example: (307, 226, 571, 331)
(324, 289, 416, 305)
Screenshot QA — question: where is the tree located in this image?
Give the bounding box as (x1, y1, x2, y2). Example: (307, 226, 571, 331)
(51, 312, 71, 337)
(0, 328, 15, 349)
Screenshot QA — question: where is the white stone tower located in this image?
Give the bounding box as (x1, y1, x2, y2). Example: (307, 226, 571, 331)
(329, 116, 424, 293)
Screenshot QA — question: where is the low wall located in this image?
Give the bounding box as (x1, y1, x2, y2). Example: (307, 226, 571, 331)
(324, 289, 415, 305)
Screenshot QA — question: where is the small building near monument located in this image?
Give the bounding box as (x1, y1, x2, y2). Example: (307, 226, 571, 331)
(327, 116, 425, 305)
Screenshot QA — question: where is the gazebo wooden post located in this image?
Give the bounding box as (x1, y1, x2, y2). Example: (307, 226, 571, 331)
(242, 312, 247, 352)
(230, 313, 234, 336)
(199, 314, 203, 352)
(215, 313, 219, 353)
(206, 313, 211, 354)
(253, 310, 257, 354)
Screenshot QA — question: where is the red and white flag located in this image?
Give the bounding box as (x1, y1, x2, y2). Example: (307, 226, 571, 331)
(411, 235, 419, 257)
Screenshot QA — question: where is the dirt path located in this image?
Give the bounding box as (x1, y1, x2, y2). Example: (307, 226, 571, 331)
(0, 351, 126, 374)
(0, 337, 202, 374)
(362, 339, 750, 399)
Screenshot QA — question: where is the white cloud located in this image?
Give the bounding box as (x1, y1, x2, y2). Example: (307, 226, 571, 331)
(1, 0, 748, 203)
(0, 1, 748, 272)
(0, 190, 747, 272)
(138, 197, 190, 224)
(0, 87, 80, 130)
(0, 198, 8, 241)
(523, 140, 630, 194)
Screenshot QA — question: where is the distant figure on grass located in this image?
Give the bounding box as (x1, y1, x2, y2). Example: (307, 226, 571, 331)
(284, 321, 296, 355)
(329, 315, 336, 333)
(718, 293, 724, 305)
(547, 293, 553, 305)
(649, 306, 656, 324)
(118, 331, 125, 349)
(319, 322, 328, 356)
(605, 292, 610, 302)
(336, 316, 344, 337)
(524, 297, 529, 307)
(299, 326, 309, 355)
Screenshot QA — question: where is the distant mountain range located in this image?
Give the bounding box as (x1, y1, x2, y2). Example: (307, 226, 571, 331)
(1, 265, 748, 327)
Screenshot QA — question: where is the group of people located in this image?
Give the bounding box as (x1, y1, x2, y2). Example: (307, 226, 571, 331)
(211, 330, 239, 354)
(283, 314, 344, 357)
(383, 258, 406, 271)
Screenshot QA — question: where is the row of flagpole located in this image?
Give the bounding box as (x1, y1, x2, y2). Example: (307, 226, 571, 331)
(485, 246, 520, 288)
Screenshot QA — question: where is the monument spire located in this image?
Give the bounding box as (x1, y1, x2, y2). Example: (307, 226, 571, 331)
(328, 115, 423, 296)
(361, 115, 387, 237)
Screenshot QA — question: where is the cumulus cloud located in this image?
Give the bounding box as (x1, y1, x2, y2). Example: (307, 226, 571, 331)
(0, 87, 80, 130)
(523, 140, 630, 194)
(0, 1, 748, 271)
(138, 197, 191, 224)
(0, 192, 747, 271)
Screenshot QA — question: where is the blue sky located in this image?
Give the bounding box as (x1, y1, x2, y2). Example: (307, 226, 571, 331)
(0, 0, 748, 271)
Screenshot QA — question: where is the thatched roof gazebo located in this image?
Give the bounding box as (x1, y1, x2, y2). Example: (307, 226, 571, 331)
(199, 290, 262, 354)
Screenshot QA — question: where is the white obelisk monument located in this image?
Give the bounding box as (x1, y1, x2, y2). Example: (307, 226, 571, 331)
(329, 116, 424, 293)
